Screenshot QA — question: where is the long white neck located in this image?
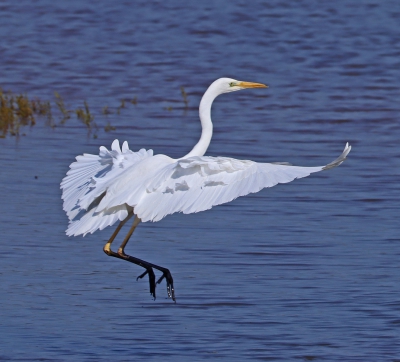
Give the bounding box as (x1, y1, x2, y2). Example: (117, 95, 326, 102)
(183, 85, 217, 158)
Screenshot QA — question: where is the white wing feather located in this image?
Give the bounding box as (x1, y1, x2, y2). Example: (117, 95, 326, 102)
(61, 140, 351, 235)
(135, 143, 351, 221)
(60, 140, 153, 236)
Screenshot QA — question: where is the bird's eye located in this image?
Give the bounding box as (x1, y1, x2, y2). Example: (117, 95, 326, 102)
(229, 82, 236, 87)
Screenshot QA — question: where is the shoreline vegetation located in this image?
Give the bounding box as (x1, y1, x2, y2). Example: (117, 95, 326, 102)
(0, 87, 188, 139)
(0, 88, 126, 139)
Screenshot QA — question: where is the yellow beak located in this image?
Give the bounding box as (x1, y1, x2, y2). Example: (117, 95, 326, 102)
(238, 81, 268, 88)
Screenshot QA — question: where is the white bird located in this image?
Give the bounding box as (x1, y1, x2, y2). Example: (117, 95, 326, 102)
(61, 78, 351, 302)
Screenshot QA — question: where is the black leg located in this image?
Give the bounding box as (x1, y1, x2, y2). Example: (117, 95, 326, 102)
(103, 214, 176, 302)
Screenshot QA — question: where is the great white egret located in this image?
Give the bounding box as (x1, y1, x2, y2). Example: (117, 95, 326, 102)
(61, 78, 351, 302)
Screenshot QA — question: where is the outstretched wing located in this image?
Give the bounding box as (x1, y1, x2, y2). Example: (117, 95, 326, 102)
(134, 143, 351, 222)
(61, 139, 153, 235)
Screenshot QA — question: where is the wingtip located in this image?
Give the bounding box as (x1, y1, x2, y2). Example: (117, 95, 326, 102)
(343, 142, 352, 157)
(322, 142, 352, 170)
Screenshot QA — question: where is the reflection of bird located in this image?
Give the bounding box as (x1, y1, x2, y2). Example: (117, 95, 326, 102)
(61, 78, 351, 302)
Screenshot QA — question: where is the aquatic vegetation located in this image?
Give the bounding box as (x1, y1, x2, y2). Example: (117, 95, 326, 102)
(54, 92, 71, 124)
(0, 89, 118, 139)
(0, 89, 46, 137)
(102, 105, 111, 115)
(164, 87, 189, 112)
(0, 86, 188, 140)
(116, 99, 125, 115)
(104, 121, 116, 132)
(0, 91, 17, 137)
(76, 100, 97, 134)
(0, 89, 62, 137)
(180, 86, 189, 109)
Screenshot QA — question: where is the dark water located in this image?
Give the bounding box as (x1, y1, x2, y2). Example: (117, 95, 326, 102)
(1, 1, 399, 361)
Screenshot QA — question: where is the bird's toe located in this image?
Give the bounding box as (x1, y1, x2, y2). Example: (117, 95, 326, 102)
(156, 269, 176, 302)
(137, 268, 156, 300)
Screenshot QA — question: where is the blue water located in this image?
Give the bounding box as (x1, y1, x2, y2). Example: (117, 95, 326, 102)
(0, 1, 399, 361)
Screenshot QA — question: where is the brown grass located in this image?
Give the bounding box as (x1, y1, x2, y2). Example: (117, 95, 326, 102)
(0, 86, 188, 139)
(0, 89, 114, 138)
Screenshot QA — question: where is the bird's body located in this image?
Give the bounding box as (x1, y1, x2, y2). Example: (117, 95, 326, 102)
(61, 77, 351, 301)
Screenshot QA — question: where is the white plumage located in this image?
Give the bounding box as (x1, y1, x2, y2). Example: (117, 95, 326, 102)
(61, 78, 351, 237)
(61, 138, 351, 236)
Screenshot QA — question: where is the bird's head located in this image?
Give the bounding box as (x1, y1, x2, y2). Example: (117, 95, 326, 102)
(210, 77, 268, 95)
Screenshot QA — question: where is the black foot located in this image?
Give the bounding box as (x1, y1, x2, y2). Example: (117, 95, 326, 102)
(106, 251, 176, 302)
(136, 268, 156, 300)
(156, 268, 176, 302)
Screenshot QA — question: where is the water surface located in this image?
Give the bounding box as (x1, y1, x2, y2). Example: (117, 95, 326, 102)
(0, 1, 399, 361)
